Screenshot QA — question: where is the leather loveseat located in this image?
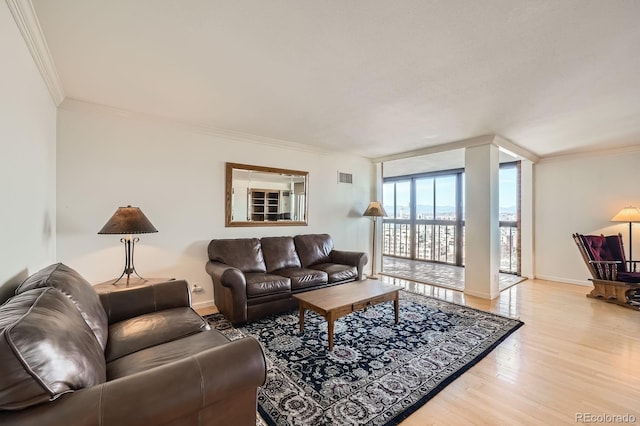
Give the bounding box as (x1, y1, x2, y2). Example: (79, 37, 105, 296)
(0, 263, 266, 426)
(206, 233, 368, 324)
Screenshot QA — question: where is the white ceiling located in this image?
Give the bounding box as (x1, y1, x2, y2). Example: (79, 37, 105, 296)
(30, 0, 640, 161)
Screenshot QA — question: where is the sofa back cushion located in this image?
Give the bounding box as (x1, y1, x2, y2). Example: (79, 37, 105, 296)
(16, 263, 108, 350)
(208, 238, 267, 273)
(105, 307, 209, 363)
(0, 287, 106, 410)
(294, 234, 334, 267)
(261, 237, 302, 272)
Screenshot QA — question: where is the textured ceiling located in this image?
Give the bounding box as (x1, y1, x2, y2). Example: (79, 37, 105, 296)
(31, 0, 640, 160)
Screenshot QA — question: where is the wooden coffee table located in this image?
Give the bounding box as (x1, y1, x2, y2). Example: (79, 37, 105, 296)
(292, 279, 399, 351)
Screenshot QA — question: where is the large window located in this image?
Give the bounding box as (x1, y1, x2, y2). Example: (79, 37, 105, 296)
(382, 162, 520, 274)
(383, 171, 463, 265)
(382, 180, 411, 257)
(499, 164, 519, 273)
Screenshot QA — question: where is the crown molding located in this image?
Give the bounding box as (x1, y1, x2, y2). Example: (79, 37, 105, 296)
(6, 0, 64, 105)
(537, 143, 640, 164)
(371, 134, 542, 164)
(371, 135, 496, 164)
(59, 98, 345, 156)
(493, 135, 540, 163)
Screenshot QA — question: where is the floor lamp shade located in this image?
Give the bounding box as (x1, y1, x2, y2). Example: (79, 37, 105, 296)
(611, 206, 640, 265)
(98, 205, 158, 284)
(363, 201, 388, 279)
(363, 201, 387, 218)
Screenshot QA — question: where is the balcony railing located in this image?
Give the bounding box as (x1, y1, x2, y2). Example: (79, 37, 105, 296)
(382, 220, 519, 274)
(500, 222, 518, 274)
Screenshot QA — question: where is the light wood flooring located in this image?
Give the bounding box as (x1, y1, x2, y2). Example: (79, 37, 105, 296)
(197, 278, 640, 425)
(382, 255, 526, 291)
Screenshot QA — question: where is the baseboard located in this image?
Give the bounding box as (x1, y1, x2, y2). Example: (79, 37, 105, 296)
(192, 299, 216, 309)
(534, 274, 591, 286)
(463, 288, 501, 300)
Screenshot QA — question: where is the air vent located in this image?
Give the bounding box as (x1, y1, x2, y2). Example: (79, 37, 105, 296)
(338, 172, 353, 184)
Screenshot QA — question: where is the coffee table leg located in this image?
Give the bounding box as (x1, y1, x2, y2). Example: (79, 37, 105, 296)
(327, 316, 334, 351)
(394, 292, 399, 324)
(299, 303, 305, 333)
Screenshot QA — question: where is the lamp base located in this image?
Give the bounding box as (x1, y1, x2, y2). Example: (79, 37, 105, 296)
(112, 237, 145, 285)
(111, 268, 144, 285)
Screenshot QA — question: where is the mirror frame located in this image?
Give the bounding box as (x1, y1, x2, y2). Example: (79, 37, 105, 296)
(225, 162, 309, 227)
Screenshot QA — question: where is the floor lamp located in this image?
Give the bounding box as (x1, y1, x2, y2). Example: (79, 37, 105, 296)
(363, 201, 388, 279)
(98, 205, 158, 284)
(611, 206, 640, 271)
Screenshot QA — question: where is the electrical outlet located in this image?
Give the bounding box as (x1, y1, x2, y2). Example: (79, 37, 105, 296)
(191, 283, 204, 293)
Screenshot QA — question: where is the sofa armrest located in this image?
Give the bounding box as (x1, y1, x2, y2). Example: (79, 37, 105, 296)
(205, 261, 249, 323)
(0, 336, 266, 426)
(99, 279, 191, 324)
(331, 250, 368, 280)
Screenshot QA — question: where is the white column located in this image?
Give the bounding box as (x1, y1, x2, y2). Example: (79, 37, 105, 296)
(519, 160, 535, 279)
(374, 163, 384, 277)
(464, 143, 500, 299)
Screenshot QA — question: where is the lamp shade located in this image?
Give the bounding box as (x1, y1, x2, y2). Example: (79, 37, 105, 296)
(611, 206, 640, 223)
(98, 205, 158, 235)
(363, 201, 388, 217)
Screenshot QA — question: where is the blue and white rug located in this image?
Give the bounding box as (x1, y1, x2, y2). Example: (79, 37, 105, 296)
(206, 289, 523, 426)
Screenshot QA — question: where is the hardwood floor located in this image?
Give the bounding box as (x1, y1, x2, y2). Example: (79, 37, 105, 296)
(197, 278, 640, 425)
(393, 278, 640, 426)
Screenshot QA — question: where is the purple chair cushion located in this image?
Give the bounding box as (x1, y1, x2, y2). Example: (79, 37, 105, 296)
(616, 272, 640, 283)
(580, 234, 628, 272)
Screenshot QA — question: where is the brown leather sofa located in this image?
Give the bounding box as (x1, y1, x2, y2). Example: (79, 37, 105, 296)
(0, 263, 266, 426)
(206, 234, 368, 324)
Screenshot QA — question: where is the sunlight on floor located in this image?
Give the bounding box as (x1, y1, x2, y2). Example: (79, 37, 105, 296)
(382, 256, 526, 292)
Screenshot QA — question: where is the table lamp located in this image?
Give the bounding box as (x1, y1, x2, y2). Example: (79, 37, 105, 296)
(98, 205, 158, 284)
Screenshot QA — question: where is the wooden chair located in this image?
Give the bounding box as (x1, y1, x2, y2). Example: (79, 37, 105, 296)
(572, 233, 640, 310)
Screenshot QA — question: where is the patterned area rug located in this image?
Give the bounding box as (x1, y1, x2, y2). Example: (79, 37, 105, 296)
(206, 290, 523, 426)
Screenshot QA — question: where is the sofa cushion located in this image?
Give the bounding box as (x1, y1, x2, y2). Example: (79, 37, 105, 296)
(105, 307, 210, 363)
(276, 268, 328, 290)
(16, 263, 108, 350)
(261, 236, 302, 272)
(107, 329, 230, 380)
(294, 234, 334, 267)
(208, 238, 267, 273)
(245, 273, 291, 298)
(310, 263, 358, 283)
(0, 288, 106, 410)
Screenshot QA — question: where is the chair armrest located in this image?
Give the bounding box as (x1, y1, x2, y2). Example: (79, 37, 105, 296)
(331, 250, 369, 280)
(589, 260, 621, 281)
(99, 280, 191, 324)
(0, 336, 266, 426)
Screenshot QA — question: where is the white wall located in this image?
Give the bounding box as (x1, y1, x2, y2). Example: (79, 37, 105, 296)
(0, 2, 57, 297)
(534, 148, 640, 285)
(56, 102, 373, 307)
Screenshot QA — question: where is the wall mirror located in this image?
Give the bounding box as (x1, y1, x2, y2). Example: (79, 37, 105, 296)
(225, 162, 308, 227)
